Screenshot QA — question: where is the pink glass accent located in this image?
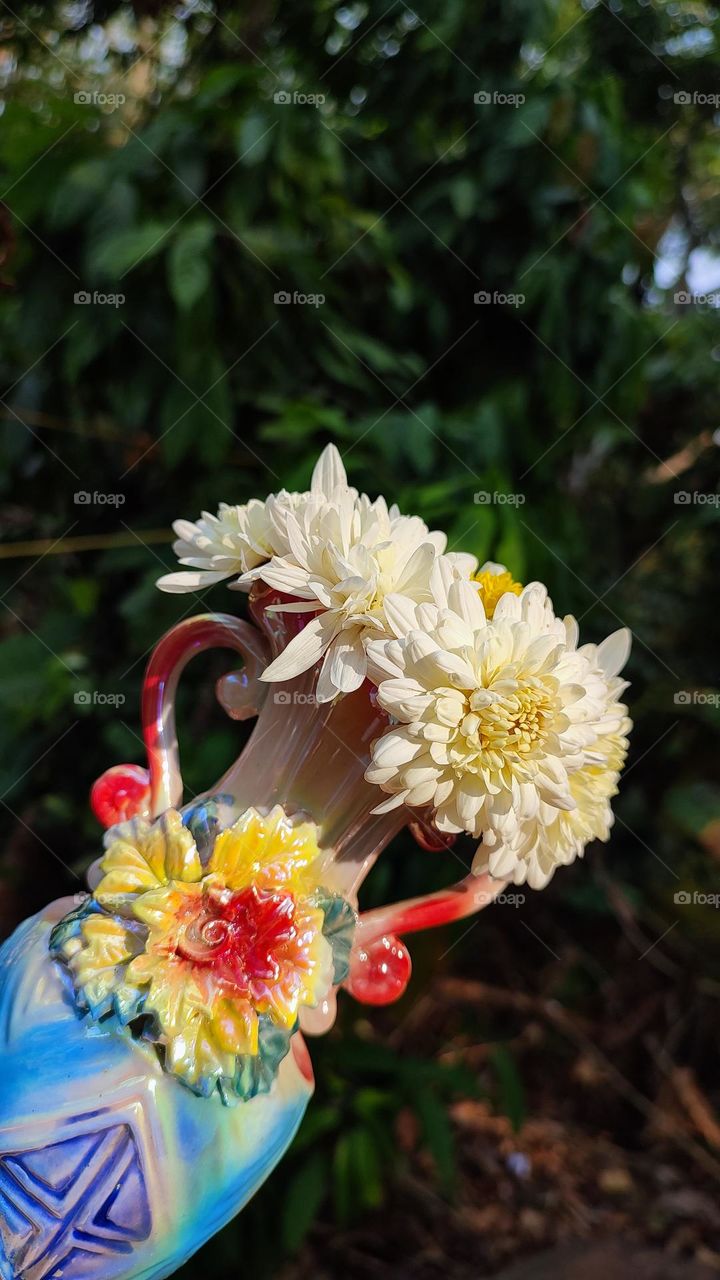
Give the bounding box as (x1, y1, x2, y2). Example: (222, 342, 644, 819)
(141, 611, 269, 815)
(408, 818, 458, 853)
(355, 871, 507, 944)
(90, 763, 151, 827)
(345, 934, 412, 1006)
(89, 584, 506, 1013)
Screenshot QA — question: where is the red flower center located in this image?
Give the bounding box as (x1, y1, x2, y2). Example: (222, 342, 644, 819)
(174, 884, 300, 999)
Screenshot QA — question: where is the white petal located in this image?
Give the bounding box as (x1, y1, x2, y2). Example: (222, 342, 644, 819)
(370, 791, 408, 815)
(597, 628, 631, 677)
(315, 649, 343, 703)
(445, 551, 478, 576)
(447, 577, 486, 629)
(256, 560, 317, 597)
(371, 731, 423, 770)
(564, 615, 579, 649)
(261, 611, 337, 682)
(395, 542, 436, 594)
(328, 633, 367, 694)
(405, 778, 438, 806)
(413, 648, 475, 690)
(366, 639, 404, 684)
(433, 777, 455, 806)
(172, 518, 205, 543)
(403, 763, 441, 789)
(383, 593, 421, 639)
(455, 784, 484, 826)
(493, 592, 522, 622)
(526, 858, 555, 890)
(375, 675, 428, 713)
(487, 842, 521, 880)
(156, 570, 229, 593)
(311, 443, 347, 496)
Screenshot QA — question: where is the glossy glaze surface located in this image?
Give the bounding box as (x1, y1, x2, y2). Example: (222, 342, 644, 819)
(0, 902, 313, 1280)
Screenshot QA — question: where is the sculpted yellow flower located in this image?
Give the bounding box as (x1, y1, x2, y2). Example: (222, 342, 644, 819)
(95, 809, 202, 901)
(123, 875, 329, 1088)
(53, 806, 350, 1097)
(60, 914, 144, 1017)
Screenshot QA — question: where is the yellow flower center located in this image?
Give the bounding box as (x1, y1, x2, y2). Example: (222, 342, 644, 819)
(472, 569, 522, 618)
(452, 680, 561, 774)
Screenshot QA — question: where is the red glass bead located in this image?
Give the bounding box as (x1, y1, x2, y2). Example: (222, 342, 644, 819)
(90, 764, 151, 828)
(346, 933, 412, 1006)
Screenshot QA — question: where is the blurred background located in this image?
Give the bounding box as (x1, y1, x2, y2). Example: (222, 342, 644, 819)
(1, 2, 719, 1276)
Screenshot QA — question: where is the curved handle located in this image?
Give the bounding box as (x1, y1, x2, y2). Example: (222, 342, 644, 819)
(343, 869, 507, 1007)
(142, 613, 269, 816)
(90, 613, 269, 828)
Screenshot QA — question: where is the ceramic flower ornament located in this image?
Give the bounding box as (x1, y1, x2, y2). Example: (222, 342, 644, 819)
(51, 806, 351, 1100)
(0, 442, 632, 1280)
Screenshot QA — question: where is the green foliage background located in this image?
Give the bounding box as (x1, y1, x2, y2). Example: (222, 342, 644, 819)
(0, 1, 719, 1274)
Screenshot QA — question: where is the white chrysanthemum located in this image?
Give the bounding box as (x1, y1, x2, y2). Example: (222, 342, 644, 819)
(475, 613, 631, 886)
(255, 496, 461, 703)
(156, 441, 465, 700)
(243, 454, 468, 703)
(156, 499, 276, 593)
(365, 574, 631, 888)
(481, 708, 631, 888)
(156, 445, 350, 594)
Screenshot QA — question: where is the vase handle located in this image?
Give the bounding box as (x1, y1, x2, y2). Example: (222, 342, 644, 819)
(90, 613, 269, 827)
(344, 869, 507, 1006)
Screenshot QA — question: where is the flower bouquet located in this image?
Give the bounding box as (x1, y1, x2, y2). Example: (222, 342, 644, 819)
(0, 445, 631, 1280)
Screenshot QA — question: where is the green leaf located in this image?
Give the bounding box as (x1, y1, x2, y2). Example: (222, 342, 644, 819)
(159, 383, 202, 466)
(281, 1151, 328, 1251)
(195, 64, 251, 108)
(665, 782, 720, 838)
(496, 508, 526, 580)
(489, 1045, 526, 1132)
(236, 112, 274, 165)
(48, 159, 110, 229)
(351, 1129, 385, 1210)
(413, 1087, 456, 1194)
(88, 222, 174, 280)
(318, 894, 356, 983)
(332, 1130, 355, 1227)
(291, 1104, 340, 1154)
(168, 221, 215, 312)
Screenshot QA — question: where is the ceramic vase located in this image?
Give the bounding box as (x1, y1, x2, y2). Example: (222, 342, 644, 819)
(0, 586, 501, 1280)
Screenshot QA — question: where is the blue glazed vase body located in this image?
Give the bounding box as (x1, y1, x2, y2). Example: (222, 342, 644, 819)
(0, 901, 313, 1280)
